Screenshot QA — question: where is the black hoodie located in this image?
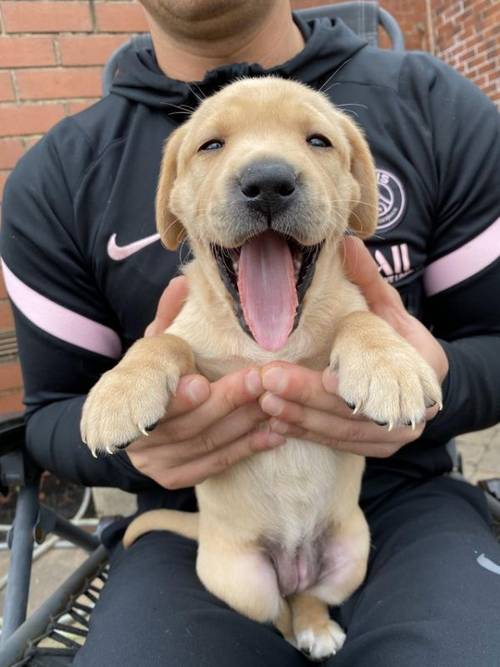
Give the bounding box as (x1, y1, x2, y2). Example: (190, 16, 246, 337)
(1, 16, 500, 511)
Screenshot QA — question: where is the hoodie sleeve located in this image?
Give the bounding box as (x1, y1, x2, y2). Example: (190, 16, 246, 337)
(0, 121, 154, 491)
(401, 54, 500, 442)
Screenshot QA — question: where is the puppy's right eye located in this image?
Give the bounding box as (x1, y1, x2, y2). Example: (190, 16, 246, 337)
(198, 139, 224, 152)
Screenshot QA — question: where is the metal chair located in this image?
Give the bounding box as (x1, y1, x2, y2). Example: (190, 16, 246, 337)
(101, 1, 405, 96)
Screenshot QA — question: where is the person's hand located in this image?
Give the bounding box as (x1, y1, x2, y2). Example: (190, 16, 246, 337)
(127, 278, 284, 489)
(259, 237, 448, 458)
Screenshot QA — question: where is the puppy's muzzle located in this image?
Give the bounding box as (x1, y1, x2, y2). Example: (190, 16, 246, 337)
(238, 160, 298, 219)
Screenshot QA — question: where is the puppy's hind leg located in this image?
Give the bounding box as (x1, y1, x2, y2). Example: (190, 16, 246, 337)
(197, 533, 283, 627)
(289, 508, 370, 661)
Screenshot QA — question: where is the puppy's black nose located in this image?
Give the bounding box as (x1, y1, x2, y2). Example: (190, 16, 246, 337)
(239, 161, 297, 217)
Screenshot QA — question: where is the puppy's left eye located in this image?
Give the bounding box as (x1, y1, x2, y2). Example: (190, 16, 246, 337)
(307, 134, 332, 148)
(198, 139, 224, 152)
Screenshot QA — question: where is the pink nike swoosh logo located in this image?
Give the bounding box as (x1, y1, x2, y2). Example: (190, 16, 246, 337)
(107, 233, 161, 261)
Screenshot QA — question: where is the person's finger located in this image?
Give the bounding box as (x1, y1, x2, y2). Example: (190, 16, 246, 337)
(164, 374, 211, 418)
(262, 397, 426, 444)
(159, 367, 263, 442)
(155, 427, 286, 489)
(145, 276, 189, 337)
(266, 421, 410, 458)
(136, 402, 268, 462)
(261, 362, 361, 418)
(341, 236, 403, 311)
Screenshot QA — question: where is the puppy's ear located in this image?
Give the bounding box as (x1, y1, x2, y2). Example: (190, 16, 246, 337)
(156, 125, 189, 251)
(340, 117, 379, 240)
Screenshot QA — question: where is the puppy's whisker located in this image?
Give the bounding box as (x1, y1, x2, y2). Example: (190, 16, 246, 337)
(186, 83, 206, 105)
(318, 58, 352, 92)
(336, 103, 369, 110)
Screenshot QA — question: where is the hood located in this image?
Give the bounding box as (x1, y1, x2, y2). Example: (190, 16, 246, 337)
(110, 14, 368, 117)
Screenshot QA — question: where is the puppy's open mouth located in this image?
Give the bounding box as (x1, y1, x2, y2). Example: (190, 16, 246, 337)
(211, 231, 323, 351)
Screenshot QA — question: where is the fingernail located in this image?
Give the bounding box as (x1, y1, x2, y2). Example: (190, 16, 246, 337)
(261, 393, 285, 417)
(322, 368, 338, 393)
(268, 432, 286, 447)
(245, 369, 262, 397)
(186, 378, 208, 404)
(270, 419, 288, 434)
(262, 367, 287, 394)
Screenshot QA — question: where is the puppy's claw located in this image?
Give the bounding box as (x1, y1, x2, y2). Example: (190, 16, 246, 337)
(352, 403, 360, 415)
(91, 447, 98, 459)
(387, 421, 394, 432)
(106, 445, 115, 455)
(138, 425, 149, 437)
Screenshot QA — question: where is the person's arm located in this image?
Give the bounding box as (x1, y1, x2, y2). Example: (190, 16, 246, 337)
(1, 122, 151, 490)
(409, 55, 500, 442)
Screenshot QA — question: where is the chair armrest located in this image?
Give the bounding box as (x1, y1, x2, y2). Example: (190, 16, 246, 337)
(0, 412, 26, 456)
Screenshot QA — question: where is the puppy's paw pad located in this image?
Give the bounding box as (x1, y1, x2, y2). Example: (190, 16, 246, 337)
(297, 621, 346, 661)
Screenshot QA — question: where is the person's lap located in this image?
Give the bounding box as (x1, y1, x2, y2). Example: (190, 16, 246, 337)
(73, 475, 500, 667)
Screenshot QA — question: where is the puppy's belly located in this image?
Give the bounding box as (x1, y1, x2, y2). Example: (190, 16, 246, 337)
(199, 439, 361, 594)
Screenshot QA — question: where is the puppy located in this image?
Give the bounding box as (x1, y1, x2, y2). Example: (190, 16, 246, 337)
(81, 78, 441, 660)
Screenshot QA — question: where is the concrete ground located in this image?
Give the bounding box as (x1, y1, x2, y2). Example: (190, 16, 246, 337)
(0, 427, 498, 629)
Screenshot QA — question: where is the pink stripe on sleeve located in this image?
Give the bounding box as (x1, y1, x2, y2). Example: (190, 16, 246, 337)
(1, 260, 122, 359)
(424, 217, 500, 297)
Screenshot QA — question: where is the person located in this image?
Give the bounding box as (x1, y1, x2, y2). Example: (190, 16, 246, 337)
(1, 1, 500, 665)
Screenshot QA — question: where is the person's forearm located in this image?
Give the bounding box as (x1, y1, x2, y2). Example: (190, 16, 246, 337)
(423, 335, 500, 443)
(26, 395, 157, 492)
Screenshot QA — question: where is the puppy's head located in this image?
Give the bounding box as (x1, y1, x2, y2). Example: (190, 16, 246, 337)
(157, 77, 378, 351)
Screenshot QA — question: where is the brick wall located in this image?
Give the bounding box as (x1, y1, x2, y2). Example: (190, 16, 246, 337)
(432, 0, 499, 103)
(0, 0, 498, 415)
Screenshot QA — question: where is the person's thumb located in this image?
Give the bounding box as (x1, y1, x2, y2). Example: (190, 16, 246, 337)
(145, 276, 189, 337)
(341, 235, 402, 310)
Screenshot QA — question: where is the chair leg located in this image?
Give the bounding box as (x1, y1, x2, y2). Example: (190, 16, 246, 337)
(1, 481, 39, 644)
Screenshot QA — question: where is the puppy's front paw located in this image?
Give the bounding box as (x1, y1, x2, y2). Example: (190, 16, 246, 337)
(331, 338, 442, 429)
(80, 366, 179, 456)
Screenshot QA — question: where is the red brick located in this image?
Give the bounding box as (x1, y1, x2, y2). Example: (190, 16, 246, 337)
(0, 361, 22, 392)
(0, 390, 24, 415)
(0, 73, 15, 102)
(0, 36, 55, 68)
(2, 2, 92, 33)
(0, 301, 14, 331)
(59, 34, 130, 66)
(0, 171, 9, 201)
(17, 67, 102, 101)
(94, 2, 149, 32)
(66, 99, 99, 115)
(0, 103, 65, 137)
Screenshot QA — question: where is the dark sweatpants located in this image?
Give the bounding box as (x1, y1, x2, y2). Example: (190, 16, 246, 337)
(73, 474, 500, 667)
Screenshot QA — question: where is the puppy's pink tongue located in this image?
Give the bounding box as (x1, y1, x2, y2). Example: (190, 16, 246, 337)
(237, 231, 298, 351)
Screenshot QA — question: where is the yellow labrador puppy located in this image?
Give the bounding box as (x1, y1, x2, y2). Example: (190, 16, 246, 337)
(81, 78, 441, 660)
